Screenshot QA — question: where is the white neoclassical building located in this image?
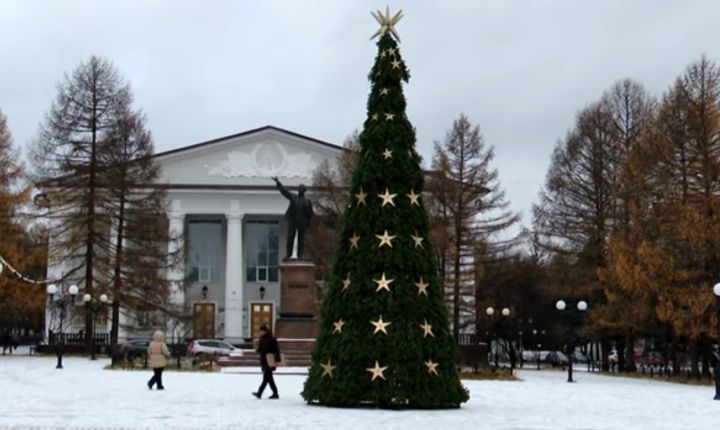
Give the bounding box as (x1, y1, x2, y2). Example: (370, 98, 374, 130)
(158, 126, 342, 342)
(45, 126, 342, 344)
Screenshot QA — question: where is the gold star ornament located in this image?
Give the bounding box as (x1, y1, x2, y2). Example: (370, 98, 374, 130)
(420, 320, 434, 338)
(407, 189, 420, 206)
(378, 188, 397, 207)
(415, 277, 429, 296)
(391, 59, 401, 69)
(370, 6, 403, 43)
(321, 359, 336, 378)
(355, 188, 368, 205)
(384, 112, 395, 121)
(333, 319, 345, 334)
(374, 272, 394, 292)
(371, 315, 391, 335)
(380, 87, 389, 96)
(349, 233, 360, 250)
(341, 274, 351, 293)
(367, 360, 388, 381)
(411, 233, 424, 248)
(383, 148, 393, 159)
(376, 230, 397, 248)
(425, 359, 439, 375)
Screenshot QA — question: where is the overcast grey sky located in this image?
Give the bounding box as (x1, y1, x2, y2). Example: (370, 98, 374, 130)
(2, 1, 719, 230)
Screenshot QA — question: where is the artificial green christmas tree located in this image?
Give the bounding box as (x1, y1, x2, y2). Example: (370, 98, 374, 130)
(302, 8, 469, 408)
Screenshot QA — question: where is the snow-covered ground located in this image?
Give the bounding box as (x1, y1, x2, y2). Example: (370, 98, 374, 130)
(0, 355, 715, 429)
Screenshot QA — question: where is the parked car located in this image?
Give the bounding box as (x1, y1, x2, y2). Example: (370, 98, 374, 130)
(641, 351, 666, 366)
(572, 350, 589, 364)
(187, 339, 243, 357)
(534, 350, 569, 366)
(121, 339, 150, 360)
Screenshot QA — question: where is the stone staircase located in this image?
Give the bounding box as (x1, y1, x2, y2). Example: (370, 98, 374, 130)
(218, 338, 314, 367)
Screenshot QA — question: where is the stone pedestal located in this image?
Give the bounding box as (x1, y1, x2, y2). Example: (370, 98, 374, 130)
(276, 259, 318, 339)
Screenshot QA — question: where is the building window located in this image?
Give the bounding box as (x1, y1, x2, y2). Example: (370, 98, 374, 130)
(246, 220, 279, 282)
(187, 218, 224, 283)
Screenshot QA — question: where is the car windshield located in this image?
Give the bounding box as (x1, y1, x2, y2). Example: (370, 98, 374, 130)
(219, 342, 233, 349)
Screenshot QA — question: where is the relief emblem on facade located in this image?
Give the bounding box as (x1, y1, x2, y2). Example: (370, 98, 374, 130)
(205, 142, 317, 178)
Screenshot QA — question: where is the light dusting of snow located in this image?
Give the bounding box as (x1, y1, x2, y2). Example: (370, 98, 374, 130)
(0, 356, 715, 429)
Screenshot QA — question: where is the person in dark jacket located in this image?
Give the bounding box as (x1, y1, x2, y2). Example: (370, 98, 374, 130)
(252, 324, 280, 399)
(2, 329, 10, 355)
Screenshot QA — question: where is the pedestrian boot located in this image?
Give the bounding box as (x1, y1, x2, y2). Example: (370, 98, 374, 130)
(269, 393, 279, 399)
(252, 392, 261, 399)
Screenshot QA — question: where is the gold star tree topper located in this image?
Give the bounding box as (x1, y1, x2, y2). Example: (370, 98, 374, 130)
(370, 6, 403, 42)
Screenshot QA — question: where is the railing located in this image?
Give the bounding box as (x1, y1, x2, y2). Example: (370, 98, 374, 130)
(458, 333, 485, 345)
(49, 333, 109, 346)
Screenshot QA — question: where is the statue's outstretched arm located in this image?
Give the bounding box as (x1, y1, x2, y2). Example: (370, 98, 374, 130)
(271, 176, 293, 200)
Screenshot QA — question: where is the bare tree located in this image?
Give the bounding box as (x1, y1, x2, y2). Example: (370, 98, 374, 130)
(306, 131, 358, 282)
(31, 56, 130, 354)
(429, 114, 519, 341)
(101, 109, 182, 364)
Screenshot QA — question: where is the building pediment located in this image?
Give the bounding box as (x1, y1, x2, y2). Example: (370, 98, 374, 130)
(156, 126, 343, 187)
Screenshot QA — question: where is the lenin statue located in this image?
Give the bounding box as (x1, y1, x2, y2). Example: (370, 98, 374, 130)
(272, 176, 313, 259)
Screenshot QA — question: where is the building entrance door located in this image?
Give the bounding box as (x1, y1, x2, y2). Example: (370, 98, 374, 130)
(193, 303, 215, 339)
(251, 303, 273, 339)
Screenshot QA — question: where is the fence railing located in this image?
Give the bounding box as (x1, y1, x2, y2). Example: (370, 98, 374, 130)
(458, 333, 486, 346)
(49, 333, 109, 346)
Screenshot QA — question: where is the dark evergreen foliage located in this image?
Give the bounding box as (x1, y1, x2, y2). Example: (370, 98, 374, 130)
(302, 33, 468, 408)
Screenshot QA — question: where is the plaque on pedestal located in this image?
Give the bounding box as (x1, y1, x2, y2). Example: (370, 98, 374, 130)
(275, 259, 319, 338)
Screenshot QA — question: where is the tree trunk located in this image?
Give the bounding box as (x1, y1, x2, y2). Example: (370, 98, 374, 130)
(668, 328, 678, 376)
(110, 185, 126, 366)
(701, 335, 711, 378)
(110, 301, 120, 366)
(84, 84, 99, 356)
(617, 337, 626, 372)
(690, 338, 700, 378)
(625, 330, 636, 372)
(600, 333, 610, 371)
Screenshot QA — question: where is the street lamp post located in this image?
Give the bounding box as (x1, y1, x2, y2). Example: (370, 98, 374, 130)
(486, 306, 511, 368)
(533, 329, 540, 370)
(556, 299, 588, 383)
(712, 283, 720, 400)
(83, 293, 109, 360)
(46, 283, 79, 369)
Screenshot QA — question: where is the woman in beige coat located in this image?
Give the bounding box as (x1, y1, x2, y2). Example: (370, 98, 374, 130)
(147, 330, 170, 390)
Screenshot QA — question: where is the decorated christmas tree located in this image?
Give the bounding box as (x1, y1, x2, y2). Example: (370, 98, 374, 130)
(302, 8, 469, 408)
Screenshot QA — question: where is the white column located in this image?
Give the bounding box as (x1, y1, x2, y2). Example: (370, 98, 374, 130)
(224, 212, 244, 341)
(167, 211, 186, 340)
